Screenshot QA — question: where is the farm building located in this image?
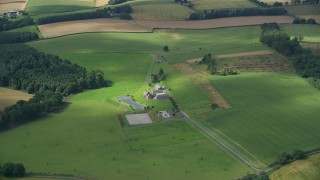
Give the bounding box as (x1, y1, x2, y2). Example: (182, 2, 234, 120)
(1, 10, 24, 18)
(154, 93, 170, 100)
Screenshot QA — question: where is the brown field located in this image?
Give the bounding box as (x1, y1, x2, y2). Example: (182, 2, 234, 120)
(302, 42, 320, 55)
(38, 18, 152, 38)
(187, 50, 274, 63)
(0, 87, 32, 111)
(135, 16, 294, 29)
(0, 0, 28, 13)
(173, 63, 231, 109)
(217, 53, 293, 72)
(95, 0, 106, 7)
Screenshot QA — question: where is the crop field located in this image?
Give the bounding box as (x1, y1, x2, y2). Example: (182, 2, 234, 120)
(260, 0, 288, 4)
(191, 0, 256, 11)
(270, 153, 320, 180)
(131, 3, 191, 20)
(0, 0, 28, 13)
(25, 0, 95, 15)
(0, 87, 32, 111)
(28, 26, 269, 63)
(0, 51, 251, 179)
(285, 5, 320, 15)
(203, 72, 320, 164)
(38, 19, 151, 38)
(281, 24, 320, 43)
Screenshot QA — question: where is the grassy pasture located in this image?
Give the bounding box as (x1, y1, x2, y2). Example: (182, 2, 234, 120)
(204, 72, 320, 164)
(28, 26, 267, 63)
(0, 87, 32, 111)
(25, 0, 95, 15)
(131, 3, 191, 20)
(0, 52, 251, 179)
(270, 153, 320, 180)
(9, 25, 43, 38)
(191, 0, 257, 11)
(260, 0, 288, 4)
(281, 24, 320, 43)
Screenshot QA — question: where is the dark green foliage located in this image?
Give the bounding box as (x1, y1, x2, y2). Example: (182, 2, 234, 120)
(108, 0, 127, 5)
(151, 68, 165, 83)
(293, 18, 317, 24)
(0, 163, 25, 177)
(0, 91, 62, 129)
(200, 54, 218, 74)
(270, 150, 306, 167)
(249, 0, 269, 7)
(109, 5, 133, 14)
(0, 32, 39, 44)
(0, 17, 34, 31)
(273, 1, 283, 6)
(189, 8, 287, 20)
(210, 103, 219, 110)
(163, 46, 169, 52)
(0, 44, 108, 95)
(239, 173, 269, 180)
(169, 97, 180, 111)
(259, 23, 320, 84)
(37, 9, 110, 24)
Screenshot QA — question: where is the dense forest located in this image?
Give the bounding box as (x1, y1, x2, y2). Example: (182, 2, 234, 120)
(189, 8, 287, 20)
(38, 6, 133, 24)
(0, 17, 34, 31)
(260, 23, 320, 88)
(0, 32, 39, 44)
(0, 44, 109, 95)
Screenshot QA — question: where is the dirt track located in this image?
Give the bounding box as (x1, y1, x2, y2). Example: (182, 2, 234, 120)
(38, 18, 152, 38)
(135, 16, 294, 29)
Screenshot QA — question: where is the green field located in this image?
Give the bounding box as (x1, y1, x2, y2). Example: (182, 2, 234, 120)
(9, 25, 43, 38)
(26, 0, 95, 15)
(281, 24, 320, 43)
(131, 3, 191, 20)
(203, 72, 320, 164)
(28, 26, 266, 63)
(270, 153, 320, 180)
(191, 0, 257, 11)
(0, 51, 251, 179)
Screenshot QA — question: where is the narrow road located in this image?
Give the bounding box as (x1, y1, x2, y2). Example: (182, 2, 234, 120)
(181, 111, 264, 174)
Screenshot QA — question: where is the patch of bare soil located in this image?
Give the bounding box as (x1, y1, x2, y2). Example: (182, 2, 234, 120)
(38, 18, 152, 38)
(135, 16, 293, 29)
(218, 53, 293, 72)
(216, 50, 274, 58)
(0, 0, 28, 13)
(173, 63, 231, 109)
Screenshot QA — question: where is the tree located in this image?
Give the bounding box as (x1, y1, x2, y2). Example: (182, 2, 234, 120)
(1, 163, 14, 177)
(159, 68, 164, 79)
(163, 46, 169, 52)
(12, 163, 25, 177)
(307, 18, 316, 24)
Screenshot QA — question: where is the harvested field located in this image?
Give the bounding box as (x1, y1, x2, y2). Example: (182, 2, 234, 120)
(95, 0, 106, 7)
(135, 16, 294, 29)
(0, 87, 32, 111)
(186, 50, 274, 63)
(38, 19, 152, 38)
(217, 54, 293, 72)
(0, 0, 28, 12)
(173, 63, 231, 109)
(126, 113, 153, 125)
(192, 0, 256, 10)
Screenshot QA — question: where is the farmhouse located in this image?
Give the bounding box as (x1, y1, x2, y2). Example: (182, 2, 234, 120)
(144, 84, 170, 100)
(1, 10, 24, 18)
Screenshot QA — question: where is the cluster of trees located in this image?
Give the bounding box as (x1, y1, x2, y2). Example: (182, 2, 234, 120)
(0, 163, 25, 177)
(240, 173, 269, 180)
(0, 32, 39, 44)
(249, 0, 287, 7)
(108, 0, 127, 5)
(0, 44, 109, 96)
(189, 8, 287, 20)
(260, 23, 320, 88)
(151, 68, 165, 83)
(199, 54, 218, 74)
(293, 18, 317, 24)
(0, 17, 34, 31)
(291, 0, 320, 5)
(0, 91, 62, 129)
(37, 5, 133, 24)
(169, 97, 180, 111)
(270, 150, 306, 167)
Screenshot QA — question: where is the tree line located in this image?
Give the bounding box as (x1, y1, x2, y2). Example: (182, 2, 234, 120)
(0, 162, 25, 177)
(0, 32, 39, 44)
(0, 17, 34, 31)
(0, 44, 109, 95)
(189, 8, 287, 20)
(37, 5, 133, 25)
(293, 18, 317, 24)
(260, 23, 320, 89)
